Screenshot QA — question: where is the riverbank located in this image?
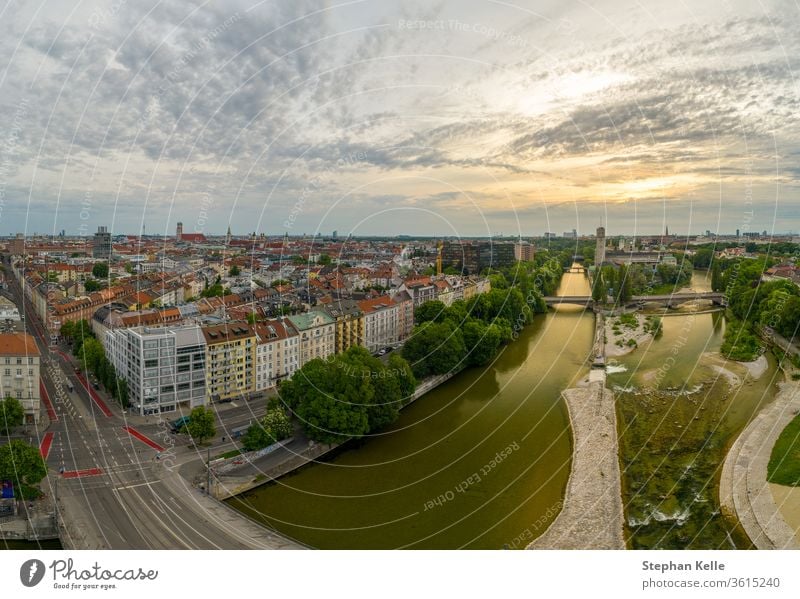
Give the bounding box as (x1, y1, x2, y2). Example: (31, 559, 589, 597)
(210, 372, 459, 500)
(719, 373, 800, 549)
(528, 381, 625, 550)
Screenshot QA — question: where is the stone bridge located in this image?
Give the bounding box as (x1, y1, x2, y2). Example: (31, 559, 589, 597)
(543, 292, 725, 309)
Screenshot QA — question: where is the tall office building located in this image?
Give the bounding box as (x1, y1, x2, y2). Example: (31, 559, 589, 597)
(441, 240, 516, 274)
(93, 226, 112, 260)
(176, 222, 183, 241)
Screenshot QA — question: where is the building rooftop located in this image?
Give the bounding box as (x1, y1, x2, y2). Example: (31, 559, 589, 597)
(0, 332, 40, 356)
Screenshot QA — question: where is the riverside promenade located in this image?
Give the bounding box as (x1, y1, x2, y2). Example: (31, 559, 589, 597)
(530, 312, 625, 550)
(720, 378, 800, 549)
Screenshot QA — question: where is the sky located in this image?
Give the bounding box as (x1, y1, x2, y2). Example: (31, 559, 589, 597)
(0, 0, 799, 239)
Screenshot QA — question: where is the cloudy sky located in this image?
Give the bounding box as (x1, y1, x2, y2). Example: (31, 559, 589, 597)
(1, 0, 798, 238)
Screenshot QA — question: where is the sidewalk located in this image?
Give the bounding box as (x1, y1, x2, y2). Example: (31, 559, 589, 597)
(720, 378, 800, 549)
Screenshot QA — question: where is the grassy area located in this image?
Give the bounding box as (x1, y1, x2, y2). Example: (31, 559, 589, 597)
(720, 318, 761, 361)
(768, 414, 800, 486)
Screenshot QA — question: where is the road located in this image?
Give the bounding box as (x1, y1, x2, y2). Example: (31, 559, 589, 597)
(3, 256, 301, 549)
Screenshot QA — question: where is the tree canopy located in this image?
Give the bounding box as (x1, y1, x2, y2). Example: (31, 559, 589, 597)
(0, 396, 25, 433)
(279, 347, 416, 444)
(184, 406, 216, 445)
(92, 262, 109, 278)
(0, 440, 47, 498)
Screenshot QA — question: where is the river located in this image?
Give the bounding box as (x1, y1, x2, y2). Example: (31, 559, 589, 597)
(228, 269, 594, 548)
(608, 270, 781, 548)
(230, 269, 778, 549)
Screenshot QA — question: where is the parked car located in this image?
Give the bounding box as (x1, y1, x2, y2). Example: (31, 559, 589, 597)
(170, 416, 191, 433)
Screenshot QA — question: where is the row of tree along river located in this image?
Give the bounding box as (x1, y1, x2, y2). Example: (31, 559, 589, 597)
(229, 269, 779, 549)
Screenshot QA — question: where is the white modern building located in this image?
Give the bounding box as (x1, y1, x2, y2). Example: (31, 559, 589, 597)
(106, 325, 207, 415)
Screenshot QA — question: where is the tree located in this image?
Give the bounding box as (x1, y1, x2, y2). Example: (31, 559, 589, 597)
(401, 321, 466, 378)
(115, 378, 130, 408)
(591, 272, 606, 303)
(318, 254, 332, 266)
(0, 440, 47, 498)
(84, 278, 101, 292)
(279, 347, 416, 444)
(711, 261, 723, 292)
(242, 409, 293, 451)
(616, 264, 632, 303)
(415, 300, 446, 324)
(462, 319, 501, 367)
(92, 262, 109, 278)
(229, 264, 241, 276)
(0, 396, 25, 433)
(693, 248, 714, 269)
(183, 406, 216, 445)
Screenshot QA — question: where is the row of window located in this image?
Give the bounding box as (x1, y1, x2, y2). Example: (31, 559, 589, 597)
(2, 369, 34, 376)
(2, 357, 35, 365)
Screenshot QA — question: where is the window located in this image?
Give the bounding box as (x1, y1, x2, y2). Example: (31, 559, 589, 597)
(16, 369, 21, 376)
(3, 369, 9, 376)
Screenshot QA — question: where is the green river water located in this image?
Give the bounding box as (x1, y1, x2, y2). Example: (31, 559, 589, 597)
(230, 269, 780, 549)
(229, 270, 594, 549)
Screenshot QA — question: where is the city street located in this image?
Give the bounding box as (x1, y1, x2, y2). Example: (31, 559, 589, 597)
(3, 257, 298, 549)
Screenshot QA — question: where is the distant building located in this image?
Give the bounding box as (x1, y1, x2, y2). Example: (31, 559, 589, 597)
(0, 333, 41, 424)
(595, 227, 606, 266)
(93, 226, 112, 260)
(563, 229, 577, 239)
(107, 325, 207, 416)
(176, 222, 183, 242)
(441, 241, 515, 274)
(514, 242, 535, 262)
(8, 234, 24, 256)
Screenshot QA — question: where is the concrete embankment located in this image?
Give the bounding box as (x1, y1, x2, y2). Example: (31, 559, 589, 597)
(528, 380, 625, 549)
(211, 372, 458, 500)
(720, 378, 800, 549)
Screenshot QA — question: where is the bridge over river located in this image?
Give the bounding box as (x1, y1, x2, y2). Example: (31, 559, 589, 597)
(544, 291, 725, 309)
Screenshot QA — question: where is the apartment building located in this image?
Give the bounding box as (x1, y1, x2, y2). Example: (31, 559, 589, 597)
(323, 299, 364, 353)
(106, 325, 207, 416)
(0, 333, 41, 424)
(254, 319, 300, 391)
(358, 296, 403, 352)
(287, 311, 335, 365)
(202, 322, 257, 402)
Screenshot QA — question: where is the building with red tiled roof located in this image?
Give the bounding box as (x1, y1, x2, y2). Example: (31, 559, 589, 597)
(0, 332, 42, 424)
